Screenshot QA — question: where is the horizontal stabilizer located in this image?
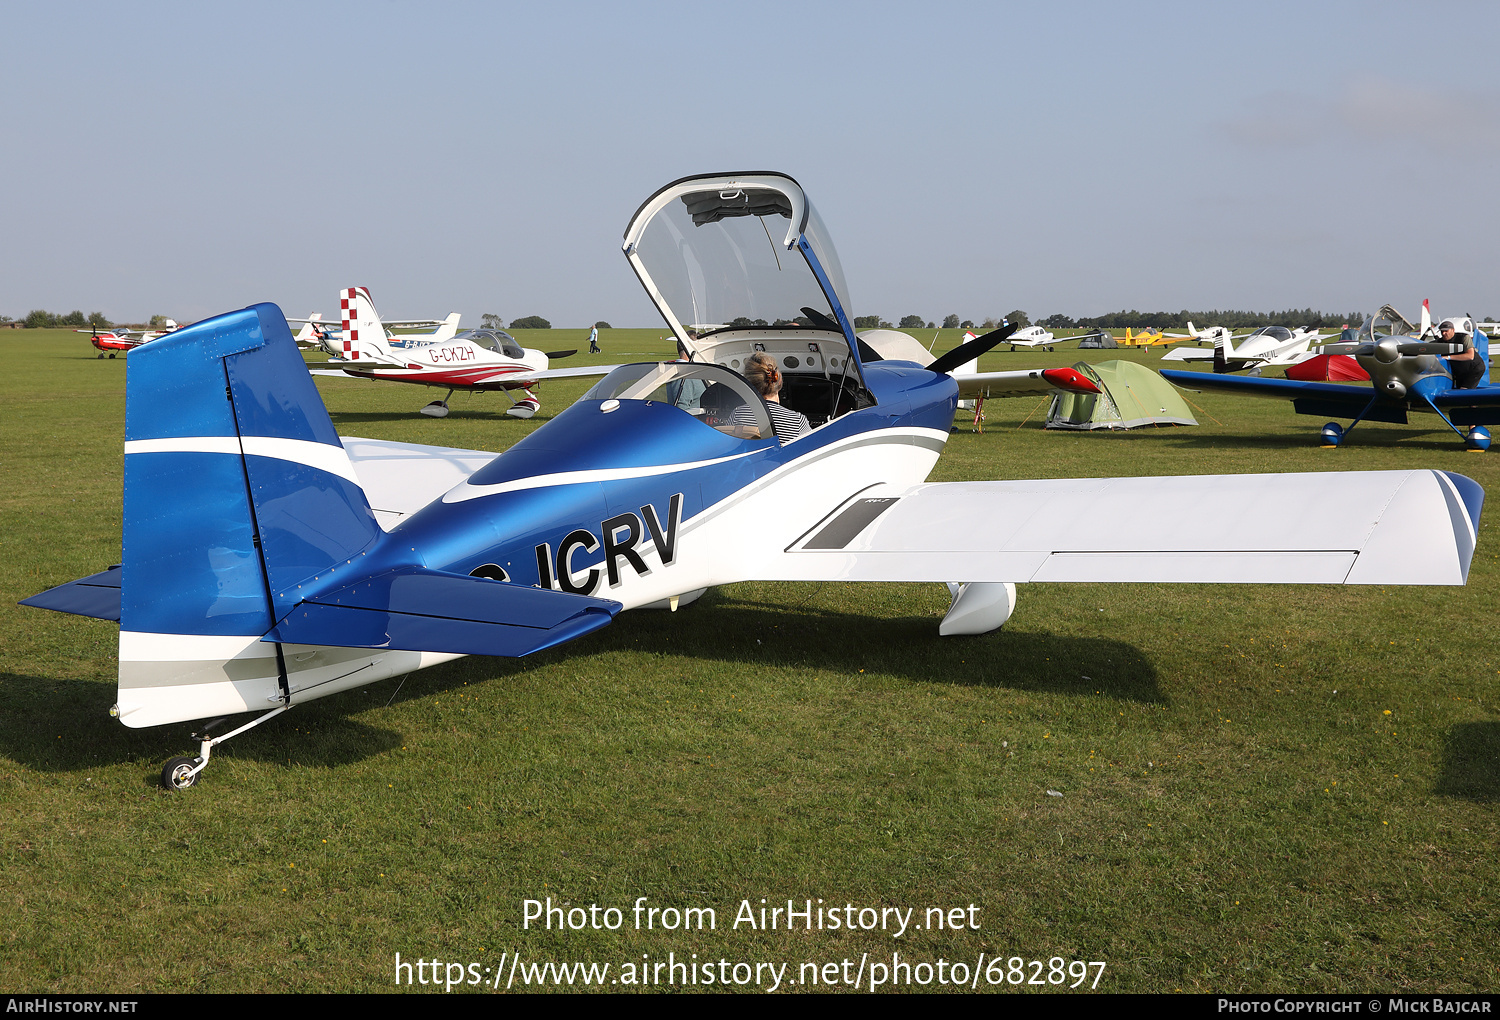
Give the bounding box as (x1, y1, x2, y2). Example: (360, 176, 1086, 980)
(266, 567, 622, 657)
(20, 566, 122, 621)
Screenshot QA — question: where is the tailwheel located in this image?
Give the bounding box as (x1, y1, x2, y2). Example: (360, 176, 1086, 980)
(161, 756, 202, 791)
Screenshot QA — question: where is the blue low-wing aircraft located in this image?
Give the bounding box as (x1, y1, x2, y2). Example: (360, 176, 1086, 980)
(1160, 304, 1500, 448)
(22, 173, 1486, 790)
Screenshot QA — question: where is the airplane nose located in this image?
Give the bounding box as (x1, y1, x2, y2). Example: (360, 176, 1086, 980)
(1384, 379, 1406, 398)
(1375, 337, 1401, 364)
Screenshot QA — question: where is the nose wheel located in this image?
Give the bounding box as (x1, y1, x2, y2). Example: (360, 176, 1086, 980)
(420, 389, 456, 417)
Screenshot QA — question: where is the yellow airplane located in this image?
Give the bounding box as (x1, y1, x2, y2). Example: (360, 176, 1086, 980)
(1117, 327, 1178, 348)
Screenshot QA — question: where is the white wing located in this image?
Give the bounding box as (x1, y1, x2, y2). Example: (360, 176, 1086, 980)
(762, 470, 1479, 586)
(501, 363, 626, 385)
(341, 436, 498, 528)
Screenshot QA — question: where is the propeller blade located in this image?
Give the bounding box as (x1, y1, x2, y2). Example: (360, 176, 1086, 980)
(928, 323, 1021, 376)
(544, 349, 577, 359)
(798, 307, 843, 333)
(1398, 342, 1464, 357)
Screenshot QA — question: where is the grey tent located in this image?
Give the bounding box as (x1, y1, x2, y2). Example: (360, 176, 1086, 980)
(1046, 360, 1197, 430)
(1077, 332, 1118, 349)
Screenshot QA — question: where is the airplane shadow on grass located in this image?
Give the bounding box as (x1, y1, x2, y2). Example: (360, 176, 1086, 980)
(517, 587, 1167, 705)
(0, 589, 1164, 777)
(1434, 721, 1500, 803)
(1158, 427, 1469, 454)
(0, 671, 403, 780)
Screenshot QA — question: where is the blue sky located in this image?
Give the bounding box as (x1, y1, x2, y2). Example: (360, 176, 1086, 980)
(3, 1, 1497, 326)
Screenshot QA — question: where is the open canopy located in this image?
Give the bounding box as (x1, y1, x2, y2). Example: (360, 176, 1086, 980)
(622, 172, 859, 363)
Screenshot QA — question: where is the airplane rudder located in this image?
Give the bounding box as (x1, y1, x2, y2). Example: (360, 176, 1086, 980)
(223, 306, 383, 605)
(337, 285, 388, 360)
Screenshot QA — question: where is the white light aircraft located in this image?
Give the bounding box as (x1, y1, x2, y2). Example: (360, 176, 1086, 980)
(311, 286, 600, 418)
(1162, 321, 1233, 346)
(1160, 324, 1331, 373)
(20, 171, 1483, 790)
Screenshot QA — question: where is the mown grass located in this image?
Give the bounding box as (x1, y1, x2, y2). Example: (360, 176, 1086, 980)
(1, 328, 1497, 993)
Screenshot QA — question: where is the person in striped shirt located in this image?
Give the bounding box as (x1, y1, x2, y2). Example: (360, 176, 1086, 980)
(729, 351, 811, 443)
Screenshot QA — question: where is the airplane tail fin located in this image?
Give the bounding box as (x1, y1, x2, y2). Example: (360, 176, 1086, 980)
(338, 286, 403, 364)
(1475, 318, 1492, 388)
(430, 312, 462, 343)
(1212, 328, 1238, 373)
(116, 303, 385, 726)
(106, 304, 620, 728)
(1421, 298, 1432, 336)
(291, 312, 324, 346)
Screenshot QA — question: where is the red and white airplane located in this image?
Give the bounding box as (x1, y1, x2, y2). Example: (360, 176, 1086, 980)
(311, 287, 604, 418)
(79, 321, 181, 359)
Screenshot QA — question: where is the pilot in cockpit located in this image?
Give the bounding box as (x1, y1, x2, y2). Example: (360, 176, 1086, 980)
(731, 351, 811, 443)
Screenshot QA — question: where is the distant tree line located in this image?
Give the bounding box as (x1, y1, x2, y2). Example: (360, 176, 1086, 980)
(1037, 308, 1367, 330)
(479, 314, 554, 329)
(847, 308, 1382, 332)
(19, 310, 113, 328)
(852, 314, 952, 330)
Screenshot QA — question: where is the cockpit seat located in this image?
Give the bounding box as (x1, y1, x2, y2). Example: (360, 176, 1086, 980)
(699, 381, 746, 429)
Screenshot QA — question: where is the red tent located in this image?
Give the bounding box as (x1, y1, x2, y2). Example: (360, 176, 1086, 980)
(1285, 355, 1369, 382)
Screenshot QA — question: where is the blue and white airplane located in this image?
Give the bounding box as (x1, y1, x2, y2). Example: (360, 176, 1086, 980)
(22, 172, 1486, 790)
(1161, 303, 1497, 448)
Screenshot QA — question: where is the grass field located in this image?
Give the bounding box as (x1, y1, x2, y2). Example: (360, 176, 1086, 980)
(2, 327, 1497, 994)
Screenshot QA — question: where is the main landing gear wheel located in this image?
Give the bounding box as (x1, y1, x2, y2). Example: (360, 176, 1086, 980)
(419, 400, 450, 418)
(1467, 426, 1491, 452)
(161, 756, 201, 791)
(1320, 422, 1344, 448)
(108, 353, 116, 359)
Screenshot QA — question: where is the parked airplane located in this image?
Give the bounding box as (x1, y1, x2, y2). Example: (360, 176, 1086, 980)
(291, 313, 333, 350)
(312, 287, 589, 418)
(1160, 325, 1330, 373)
(22, 174, 1483, 790)
(78, 321, 179, 359)
(1117, 328, 1175, 348)
(1162, 321, 1233, 346)
(1002, 326, 1111, 352)
(1160, 304, 1496, 448)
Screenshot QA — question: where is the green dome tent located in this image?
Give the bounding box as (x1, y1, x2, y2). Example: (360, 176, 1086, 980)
(1046, 360, 1197, 430)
